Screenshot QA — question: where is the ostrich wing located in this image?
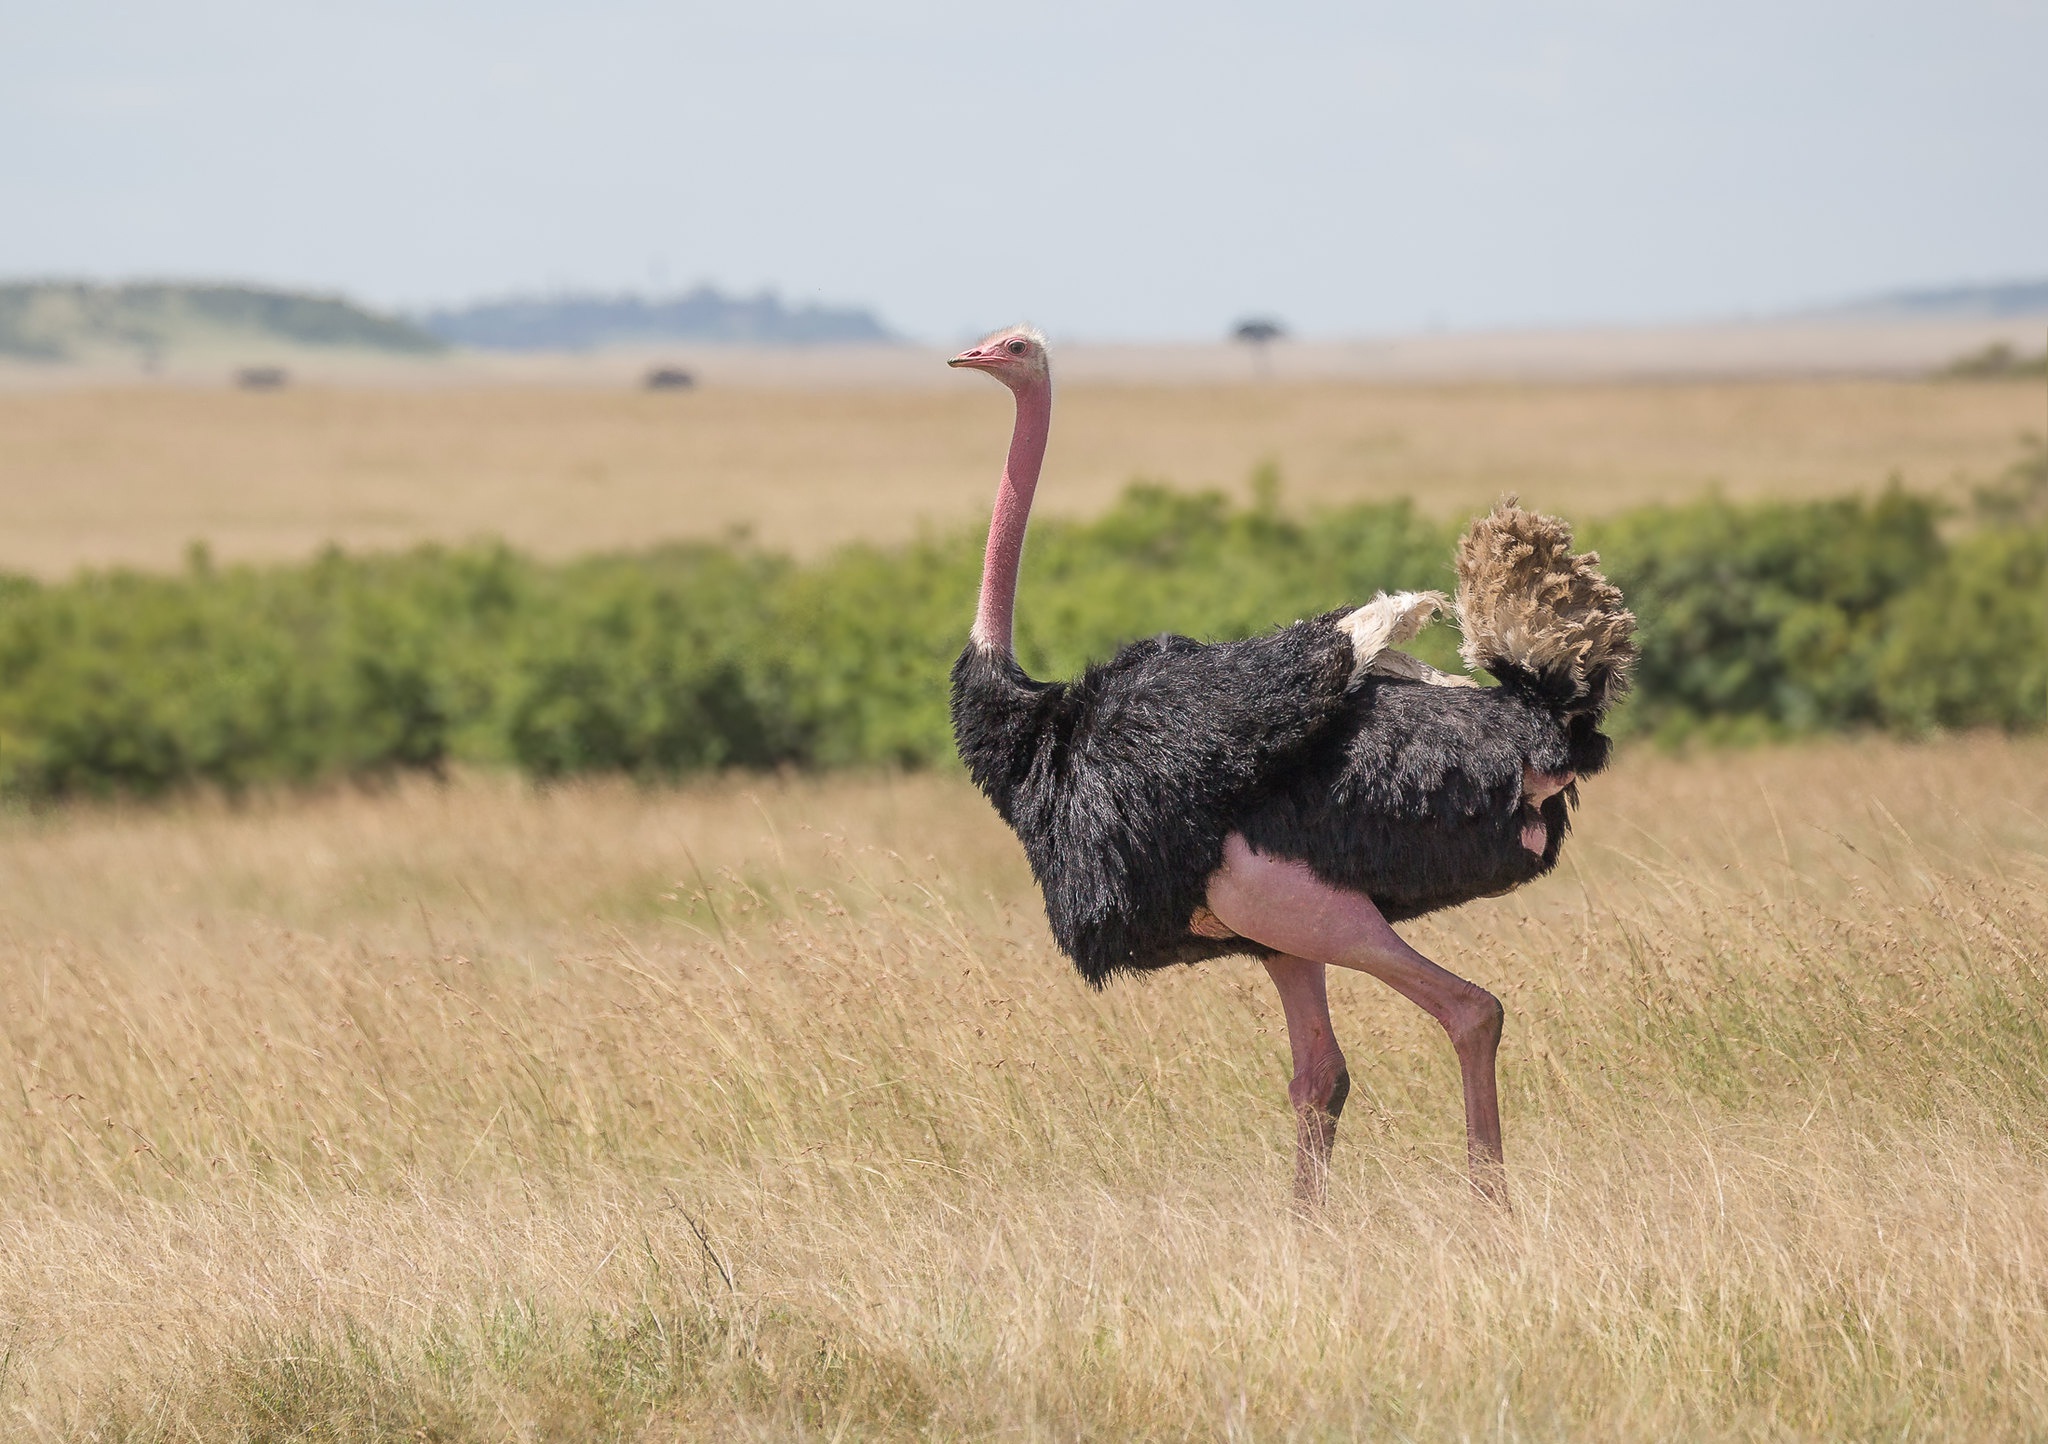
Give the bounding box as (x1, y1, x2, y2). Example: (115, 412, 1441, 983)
(1237, 676, 1583, 924)
(952, 614, 1355, 984)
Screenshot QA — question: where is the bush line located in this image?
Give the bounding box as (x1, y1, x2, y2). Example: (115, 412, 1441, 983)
(2, 446, 2044, 801)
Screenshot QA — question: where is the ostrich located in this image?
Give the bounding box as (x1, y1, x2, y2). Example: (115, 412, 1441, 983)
(948, 326, 1635, 1204)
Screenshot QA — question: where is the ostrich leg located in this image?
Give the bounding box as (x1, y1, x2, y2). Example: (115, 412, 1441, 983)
(1263, 956, 1350, 1205)
(1207, 834, 1509, 1206)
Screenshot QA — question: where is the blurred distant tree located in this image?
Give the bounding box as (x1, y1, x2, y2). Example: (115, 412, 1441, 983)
(1937, 339, 2048, 379)
(1232, 317, 1286, 378)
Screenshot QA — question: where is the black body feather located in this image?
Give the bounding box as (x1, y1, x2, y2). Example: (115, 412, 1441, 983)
(1235, 675, 1614, 923)
(950, 616, 1354, 985)
(953, 619, 1616, 986)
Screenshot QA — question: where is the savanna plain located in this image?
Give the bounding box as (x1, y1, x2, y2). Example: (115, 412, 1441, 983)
(0, 375, 2039, 573)
(4, 743, 2046, 1440)
(2, 374, 2046, 1440)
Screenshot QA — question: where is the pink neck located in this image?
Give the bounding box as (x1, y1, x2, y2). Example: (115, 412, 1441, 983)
(972, 376, 1052, 656)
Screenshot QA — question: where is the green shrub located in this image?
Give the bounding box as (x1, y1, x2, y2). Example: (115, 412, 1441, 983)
(1873, 525, 2048, 732)
(0, 470, 2043, 801)
(1589, 486, 1946, 739)
(505, 547, 805, 777)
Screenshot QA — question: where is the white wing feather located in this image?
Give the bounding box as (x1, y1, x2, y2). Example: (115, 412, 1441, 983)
(1335, 591, 1479, 688)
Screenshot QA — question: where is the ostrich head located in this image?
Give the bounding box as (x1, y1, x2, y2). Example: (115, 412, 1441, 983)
(948, 325, 1049, 390)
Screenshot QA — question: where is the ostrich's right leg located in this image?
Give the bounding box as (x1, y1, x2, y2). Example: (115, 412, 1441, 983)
(1263, 955, 1349, 1205)
(1207, 834, 1509, 1206)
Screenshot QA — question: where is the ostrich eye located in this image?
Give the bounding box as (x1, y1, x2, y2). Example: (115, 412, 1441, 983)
(1006, 339, 1027, 355)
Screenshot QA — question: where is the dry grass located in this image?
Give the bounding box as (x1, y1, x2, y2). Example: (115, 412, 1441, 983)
(0, 378, 2039, 575)
(1, 737, 2045, 1439)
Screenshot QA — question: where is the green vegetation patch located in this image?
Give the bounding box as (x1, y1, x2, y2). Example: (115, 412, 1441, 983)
(1, 444, 2045, 801)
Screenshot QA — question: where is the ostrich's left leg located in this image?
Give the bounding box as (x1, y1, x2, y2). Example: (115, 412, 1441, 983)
(1263, 956, 1349, 1205)
(1206, 834, 1509, 1205)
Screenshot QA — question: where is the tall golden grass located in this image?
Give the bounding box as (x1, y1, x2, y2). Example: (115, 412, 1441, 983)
(0, 378, 2038, 575)
(2, 737, 2045, 1439)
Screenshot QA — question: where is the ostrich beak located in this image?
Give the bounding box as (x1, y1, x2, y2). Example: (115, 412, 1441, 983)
(948, 347, 993, 369)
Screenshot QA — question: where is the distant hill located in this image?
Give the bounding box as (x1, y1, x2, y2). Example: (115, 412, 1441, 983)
(416, 286, 895, 350)
(0, 281, 445, 362)
(1819, 277, 2048, 320)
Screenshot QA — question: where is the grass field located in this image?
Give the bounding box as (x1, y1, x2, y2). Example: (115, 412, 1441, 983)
(4, 734, 2046, 1439)
(0, 377, 2040, 576)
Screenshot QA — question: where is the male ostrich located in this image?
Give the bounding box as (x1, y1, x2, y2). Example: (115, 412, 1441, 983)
(948, 327, 1635, 1203)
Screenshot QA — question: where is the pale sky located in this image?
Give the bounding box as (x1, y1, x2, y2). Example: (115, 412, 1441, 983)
(3, 0, 2043, 340)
